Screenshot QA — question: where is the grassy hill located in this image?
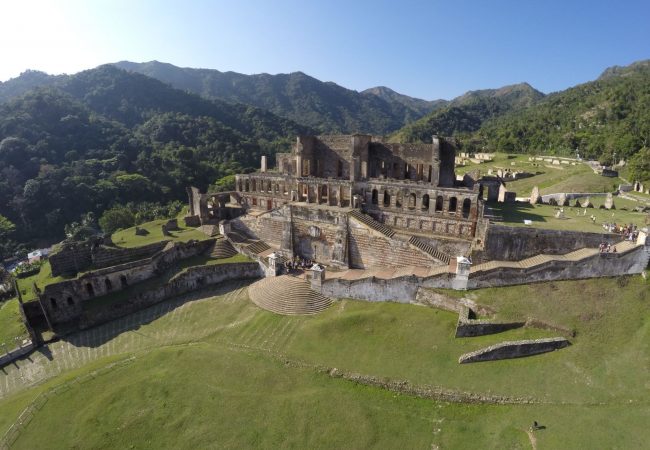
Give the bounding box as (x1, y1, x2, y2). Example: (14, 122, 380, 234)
(1, 276, 648, 448)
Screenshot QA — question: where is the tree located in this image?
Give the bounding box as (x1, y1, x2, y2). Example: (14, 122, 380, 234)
(98, 206, 135, 235)
(627, 147, 650, 183)
(0, 214, 16, 239)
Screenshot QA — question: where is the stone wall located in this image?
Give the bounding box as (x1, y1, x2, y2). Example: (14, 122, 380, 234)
(79, 262, 262, 329)
(479, 225, 618, 261)
(91, 242, 168, 269)
(49, 242, 93, 276)
(454, 305, 525, 337)
(468, 245, 648, 288)
(458, 337, 569, 363)
(39, 239, 215, 325)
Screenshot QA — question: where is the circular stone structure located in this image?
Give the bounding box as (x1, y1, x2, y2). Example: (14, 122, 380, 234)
(248, 275, 332, 315)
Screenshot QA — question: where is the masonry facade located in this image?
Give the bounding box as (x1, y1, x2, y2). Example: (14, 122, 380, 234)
(187, 134, 484, 269)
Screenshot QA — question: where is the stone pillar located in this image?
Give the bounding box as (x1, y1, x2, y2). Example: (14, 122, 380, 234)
(261, 155, 267, 173)
(310, 264, 325, 293)
(267, 252, 281, 277)
(452, 256, 472, 290)
(296, 155, 303, 178)
(338, 186, 343, 207)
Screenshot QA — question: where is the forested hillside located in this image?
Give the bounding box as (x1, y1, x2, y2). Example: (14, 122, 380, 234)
(112, 61, 439, 134)
(392, 83, 544, 142)
(0, 66, 309, 257)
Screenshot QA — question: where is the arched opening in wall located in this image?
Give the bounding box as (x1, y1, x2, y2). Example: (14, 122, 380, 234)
(252, 198, 257, 206)
(449, 197, 458, 213)
(244, 180, 249, 192)
(86, 283, 94, 296)
(462, 198, 471, 219)
(120, 275, 128, 287)
(383, 190, 391, 207)
(267, 181, 272, 192)
(237, 180, 242, 192)
(371, 189, 378, 205)
(105, 278, 112, 292)
(422, 194, 430, 210)
(435, 195, 443, 212)
(50, 298, 58, 309)
(408, 193, 416, 209)
(67, 297, 74, 306)
(396, 192, 403, 208)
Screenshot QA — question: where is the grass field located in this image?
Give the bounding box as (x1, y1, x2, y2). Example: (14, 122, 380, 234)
(490, 195, 648, 231)
(0, 299, 28, 347)
(457, 154, 623, 196)
(0, 275, 648, 448)
(111, 218, 210, 248)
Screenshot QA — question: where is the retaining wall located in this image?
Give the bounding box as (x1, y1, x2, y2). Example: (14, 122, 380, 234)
(80, 262, 263, 329)
(0, 342, 35, 368)
(458, 337, 569, 363)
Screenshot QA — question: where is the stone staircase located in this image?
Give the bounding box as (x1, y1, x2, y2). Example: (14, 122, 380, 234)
(348, 210, 396, 238)
(207, 238, 238, 259)
(248, 275, 332, 315)
(471, 240, 639, 275)
(408, 236, 452, 264)
(246, 241, 271, 255)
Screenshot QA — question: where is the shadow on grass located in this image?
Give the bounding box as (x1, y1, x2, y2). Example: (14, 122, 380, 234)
(487, 202, 549, 225)
(54, 278, 256, 350)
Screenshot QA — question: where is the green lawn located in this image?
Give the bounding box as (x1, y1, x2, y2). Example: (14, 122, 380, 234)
(111, 218, 211, 248)
(489, 195, 647, 231)
(14, 261, 70, 302)
(0, 299, 28, 347)
(1, 276, 649, 448)
(458, 154, 622, 197)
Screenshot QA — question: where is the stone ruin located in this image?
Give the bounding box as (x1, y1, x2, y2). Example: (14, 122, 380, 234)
(529, 186, 541, 204)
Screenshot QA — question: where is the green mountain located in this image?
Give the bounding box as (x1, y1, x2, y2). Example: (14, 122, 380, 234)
(0, 70, 62, 103)
(393, 83, 545, 142)
(112, 60, 440, 134)
(0, 66, 310, 254)
(472, 60, 650, 165)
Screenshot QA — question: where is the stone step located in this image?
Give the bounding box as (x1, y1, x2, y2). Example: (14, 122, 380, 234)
(207, 239, 238, 259)
(248, 275, 332, 315)
(348, 210, 396, 238)
(246, 241, 272, 255)
(408, 236, 452, 264)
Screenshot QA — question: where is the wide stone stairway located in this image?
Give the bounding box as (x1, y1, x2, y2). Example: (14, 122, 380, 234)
(248, 275, 333, 315)
(348, 210, 396, 238)
(408, 236, 452, 264)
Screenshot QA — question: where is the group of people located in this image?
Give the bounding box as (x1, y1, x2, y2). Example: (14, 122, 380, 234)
(598, 242, 617, 253)
(283, 256, 315, 273)
(602, 222, 639, 241)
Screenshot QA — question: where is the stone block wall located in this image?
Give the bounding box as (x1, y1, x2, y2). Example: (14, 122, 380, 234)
(91, 242, 168, 269)
(49, 243, 92, 276)
(478, 225, 618, 261)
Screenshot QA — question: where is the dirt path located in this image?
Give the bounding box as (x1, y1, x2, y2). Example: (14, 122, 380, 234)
(526, 429, 538, 450)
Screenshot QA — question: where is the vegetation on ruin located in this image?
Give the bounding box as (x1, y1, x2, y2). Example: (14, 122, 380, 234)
(0, 298, 28, 347)
(0, 276, 648, 448)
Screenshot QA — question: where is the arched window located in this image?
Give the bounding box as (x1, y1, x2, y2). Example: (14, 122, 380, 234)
(50, 298, 58, 309)
(408, 193, 416, 209)
(449, 197, 458, 213)
(383, 190, 391, 207)
(462, 198, 472, 219)
(435, 195, 444, 212)
(422, 194, 430, 211)
(371, 189, 378, 205)
(67, 297, 74, 306)
(86, 283, 94, 296)
(105, 278, 112, 291)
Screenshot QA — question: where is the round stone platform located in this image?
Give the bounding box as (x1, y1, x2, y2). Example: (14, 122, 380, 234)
(248, 275, 332, 315)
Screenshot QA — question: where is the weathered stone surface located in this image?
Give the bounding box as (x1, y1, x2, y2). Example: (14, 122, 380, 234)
(557, 192, 568, 206)
(604, 193, 615, 210)
(530, 186, 541, 204)
(458, 337, 569, 363)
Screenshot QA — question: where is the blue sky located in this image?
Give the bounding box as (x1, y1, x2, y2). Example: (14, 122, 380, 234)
(2, 0, 649, 99)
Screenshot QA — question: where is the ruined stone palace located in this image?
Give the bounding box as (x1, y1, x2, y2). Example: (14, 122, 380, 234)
(189, 134, 484, 269)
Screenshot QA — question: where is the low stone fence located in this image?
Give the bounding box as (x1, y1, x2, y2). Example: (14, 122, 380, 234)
(79, 262, 263, 329)
(0, 341, 35, 369)
(458, 337, 569, 363)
